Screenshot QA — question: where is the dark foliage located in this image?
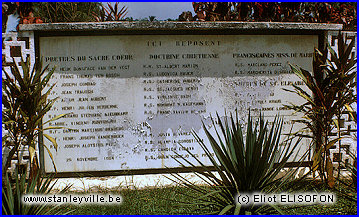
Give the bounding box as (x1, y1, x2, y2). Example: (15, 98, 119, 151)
(187, 2, 356, 30)
(32, 2, 102, 23)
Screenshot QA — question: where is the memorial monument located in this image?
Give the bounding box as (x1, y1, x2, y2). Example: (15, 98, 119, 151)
(17, 22, 342, 176)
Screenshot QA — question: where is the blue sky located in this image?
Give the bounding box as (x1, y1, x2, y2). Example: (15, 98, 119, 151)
(108, 2, 195, 20)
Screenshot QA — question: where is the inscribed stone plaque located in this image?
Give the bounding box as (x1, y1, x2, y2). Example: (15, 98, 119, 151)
(40, 35, 317, 173)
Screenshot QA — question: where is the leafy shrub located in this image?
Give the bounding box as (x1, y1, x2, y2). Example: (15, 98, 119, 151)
(2, 57, 64, 177)
(188, 2, 356, 30)
(284, 32, 357, 187)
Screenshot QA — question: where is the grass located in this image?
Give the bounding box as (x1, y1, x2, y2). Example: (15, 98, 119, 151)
(65, 179, 356, 215)
(285, 196, 356, 215)
(68, 186, 202, 215)
(283, 179, 357, 215)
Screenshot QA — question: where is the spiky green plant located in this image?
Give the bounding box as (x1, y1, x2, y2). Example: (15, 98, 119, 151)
(2, 57, 65, 177)
(284, 32, 357, 187)
(169, 112, 304, 214)
(2, 169, 72, 215)
(93, 2, 128, 22)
